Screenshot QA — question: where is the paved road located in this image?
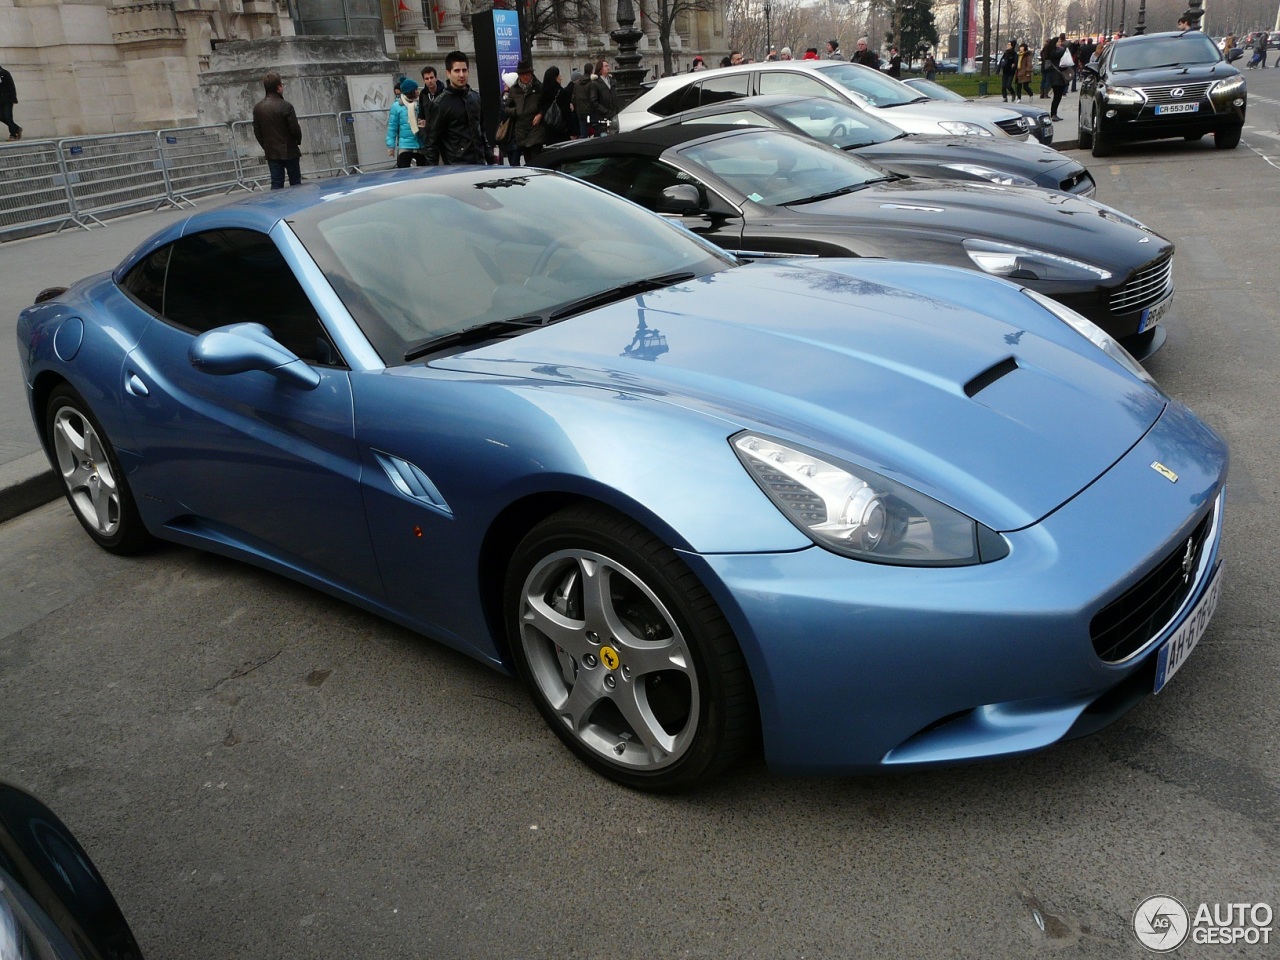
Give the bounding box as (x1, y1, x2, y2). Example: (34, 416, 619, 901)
(2, 78, 1279, 959)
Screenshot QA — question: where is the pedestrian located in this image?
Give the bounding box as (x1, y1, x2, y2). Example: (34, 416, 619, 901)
(0, 63, 21, 141)
(1222, 33, 1236, 58)
(779, 47, 793, 60)
(1015, 43, 1034, 101)
(825, 39, 846, 60)
(1039, 37, 1057, 97)
(423, 50, 492, 165)
(887, 46, 902, 77)
(1046, 36, 1068, 119)
(251, 71, 302, 189)
(999, 40, 1018, 101)
(387, 79, 427, 167)
(1254, 31, 1268, 68)
(538, 66, 571, 147)
(850, 37, 880, 68)
(802, 48, 821, 60)
(730, 50, 745, 65)
(589, 60, 617, 136)
(1067, 37, 1081, 90)
(571, 62, 594, 137)
(923, 52, 937, 79)
(502, 59, 545, 165)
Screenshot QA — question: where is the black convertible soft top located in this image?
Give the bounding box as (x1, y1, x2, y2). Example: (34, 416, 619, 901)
(534, 124, 748, 165)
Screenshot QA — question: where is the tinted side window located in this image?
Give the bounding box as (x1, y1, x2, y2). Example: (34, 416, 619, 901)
(651, 84, 700, 117)
(164, 228, 342, 365)
(698, 74, 751, 105)
(120, 246, 170, 314)
(759, 72, 843, 101)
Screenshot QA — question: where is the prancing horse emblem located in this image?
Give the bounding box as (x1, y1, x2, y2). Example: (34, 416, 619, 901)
(1181, 537, 1196, 583)
(1150, 461, 1179, 483)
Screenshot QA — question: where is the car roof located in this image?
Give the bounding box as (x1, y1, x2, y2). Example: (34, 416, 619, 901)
(651, 93, 820, 121)
(1110, 30, 1214, 46)
(540, 124, 751, 161)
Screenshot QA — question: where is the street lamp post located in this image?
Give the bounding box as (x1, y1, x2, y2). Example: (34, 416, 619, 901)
(764, 0, 772, 57)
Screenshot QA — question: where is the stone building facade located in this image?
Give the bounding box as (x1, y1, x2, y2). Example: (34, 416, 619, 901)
(0, 0, 727, 139)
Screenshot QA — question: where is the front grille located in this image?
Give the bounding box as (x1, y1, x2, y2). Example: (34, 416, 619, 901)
(995, 117, 1029, 137)
(1109, 252, 1173, 314)
(1090, 505, 1216, 663)
(1136, 81, 1214, 104)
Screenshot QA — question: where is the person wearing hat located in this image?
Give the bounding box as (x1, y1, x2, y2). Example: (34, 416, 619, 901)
(502, 59, 545, 164)
(779, 47, 793, 60)
(691, 56, 707, 71)
(825, 39, 846, 60)
(387, 78, 428, 167)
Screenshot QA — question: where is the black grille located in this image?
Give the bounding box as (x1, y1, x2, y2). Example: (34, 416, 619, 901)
(995, 117, 1029, 137)
(1090, 507, 1214, 663)
(1109, 251, 1173, 315)
(1136, 81, 1214, 104)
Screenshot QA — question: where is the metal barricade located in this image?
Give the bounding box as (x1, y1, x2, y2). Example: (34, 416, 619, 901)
(231, 113, 350, 190)
(157, 124, 250, 205)
(58, 132, 179, 225)
(0, 139, 85, 237)
(339, 108, 397, 174)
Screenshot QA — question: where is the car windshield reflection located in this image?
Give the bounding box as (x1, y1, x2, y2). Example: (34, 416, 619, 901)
(816, 63, 924, 107)
(1111, 35, 1223, 69)
(289, 171, 731, 364)
(682, 130, 891, 205)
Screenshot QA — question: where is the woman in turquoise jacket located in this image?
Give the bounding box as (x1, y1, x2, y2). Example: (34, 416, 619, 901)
(387, 79, 427, 167)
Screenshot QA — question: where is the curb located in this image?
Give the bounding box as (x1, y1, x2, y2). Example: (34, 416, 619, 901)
(0, 452, 61, 525)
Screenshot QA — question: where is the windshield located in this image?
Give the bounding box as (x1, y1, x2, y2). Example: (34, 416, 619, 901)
(1110, 35, 1223, 69)
(770, 99, 904, 147)
(814, 62, 923, 107)
(905, 78, 966, 102)
(682, 130, 891, 205)
(290, 170, 731, 364)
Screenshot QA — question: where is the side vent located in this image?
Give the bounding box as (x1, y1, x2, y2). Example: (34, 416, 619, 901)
(372, 451, 453, 516)
(964, 357, 1019, 398)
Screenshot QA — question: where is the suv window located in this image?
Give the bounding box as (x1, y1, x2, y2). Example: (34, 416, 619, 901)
(650, 84, 700, 117)
(698, 73, 752, 104)
(162, 228, 342, 366)
(759, 72, 842, 101)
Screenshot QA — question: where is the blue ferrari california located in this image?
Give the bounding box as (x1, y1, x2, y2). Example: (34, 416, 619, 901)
(17, 168, 1227, 790)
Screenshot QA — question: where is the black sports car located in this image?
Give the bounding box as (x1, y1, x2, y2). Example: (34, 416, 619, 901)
(645, 94, 1092, 196)
(537, 125, 1174, 358)
(1078, 31, 1247, 156)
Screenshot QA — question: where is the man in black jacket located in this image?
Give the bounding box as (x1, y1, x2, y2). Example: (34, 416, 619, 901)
(1, 63, 20, 140)
(251, 72, 302, 188)
(589, 60, 617, 136)
(425, 51, 492, 164)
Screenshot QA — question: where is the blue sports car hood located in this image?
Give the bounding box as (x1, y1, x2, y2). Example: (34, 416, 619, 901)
(435, 260, 1166, 530)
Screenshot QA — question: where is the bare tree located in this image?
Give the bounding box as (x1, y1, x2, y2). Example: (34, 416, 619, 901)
(484, 0, 600, 59)
(646, 0, 717, 74)
(1024, 0, 1068, 42)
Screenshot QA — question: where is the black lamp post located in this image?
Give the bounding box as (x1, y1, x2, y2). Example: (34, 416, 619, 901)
(610, 0, 646, 109)
(764, 1, 772, 57)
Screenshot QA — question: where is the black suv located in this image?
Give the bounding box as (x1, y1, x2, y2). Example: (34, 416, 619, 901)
(1078, 31, 1247, 157)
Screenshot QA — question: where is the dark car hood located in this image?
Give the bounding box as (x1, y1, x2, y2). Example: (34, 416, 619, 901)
(434, 260, 1165, 530)
(858, 134, 1077, 177)
(777, 178, 1169, 269)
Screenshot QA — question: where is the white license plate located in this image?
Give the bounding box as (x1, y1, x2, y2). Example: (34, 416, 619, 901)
(1154, 565, 1222, 693)
(1155, 102, 1199, 115)
(1139, 292, 1173, 333)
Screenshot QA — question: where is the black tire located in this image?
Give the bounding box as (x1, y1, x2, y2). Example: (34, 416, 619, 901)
(1090, 110, 1112, 157)
(505, 503, 758, 791)
(45, 384, 153, 555)
(1077, 103, 1093, 149)
(1214, 126, 1241, 149)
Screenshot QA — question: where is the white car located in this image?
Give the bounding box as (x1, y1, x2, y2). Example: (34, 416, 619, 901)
(619, 61, 1033, 139)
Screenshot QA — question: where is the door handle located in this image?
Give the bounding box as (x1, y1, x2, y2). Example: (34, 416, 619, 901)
(125, 372, 149, 397)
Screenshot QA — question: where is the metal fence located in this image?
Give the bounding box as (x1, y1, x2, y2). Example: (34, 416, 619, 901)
(0, 111, 407, 241)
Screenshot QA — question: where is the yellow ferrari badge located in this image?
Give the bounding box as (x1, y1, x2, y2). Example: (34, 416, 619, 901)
(1150, 461, 1178, 483)
(599, 646, 620, 671)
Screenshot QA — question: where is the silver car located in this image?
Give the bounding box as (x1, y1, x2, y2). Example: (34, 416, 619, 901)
(620, 61, 1033, 139)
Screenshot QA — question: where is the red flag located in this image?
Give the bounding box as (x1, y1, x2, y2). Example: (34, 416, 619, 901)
(398, 0, 410, 10)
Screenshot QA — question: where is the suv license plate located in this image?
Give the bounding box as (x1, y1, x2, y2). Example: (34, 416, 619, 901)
(1154, 564, 1222, 693)
(1155, 103, 1199, 115)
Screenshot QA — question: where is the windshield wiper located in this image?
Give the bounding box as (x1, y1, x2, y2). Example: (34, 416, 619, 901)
(787, 181, 886, 205)
(839, 140, 878, 150)
(540, 271, 698, 322)
(404, 315, 553, 361)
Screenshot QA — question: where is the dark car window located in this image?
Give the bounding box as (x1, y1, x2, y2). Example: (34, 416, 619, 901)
(650, 83, 700, 117)
(681, 109, 780, 130)
(698, 73, 752, 104)
(120, 246, 169, 314)
(540, 155, 691, 212)
(163, 228, 342, 366)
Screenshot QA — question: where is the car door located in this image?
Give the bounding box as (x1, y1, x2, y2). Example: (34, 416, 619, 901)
(120, 225, 382, 595)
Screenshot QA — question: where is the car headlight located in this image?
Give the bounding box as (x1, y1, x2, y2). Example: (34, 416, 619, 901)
(1021, 288, 1155, 385)
(963, 239, 1113, 282)
(1101, 84, 1145, 106)
(937, 120, 994, 137)
(732, 433, 1009, 565)
(1, 878, 37, 960)
(1208, 75, 1246, 98)
(941, 163, 1037, 187)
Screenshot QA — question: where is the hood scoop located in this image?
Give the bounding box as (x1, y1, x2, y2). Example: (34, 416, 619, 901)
(964, 356, 1020, 398)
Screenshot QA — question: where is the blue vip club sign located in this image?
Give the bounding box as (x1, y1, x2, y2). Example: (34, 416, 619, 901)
(493, 9, 522, 79)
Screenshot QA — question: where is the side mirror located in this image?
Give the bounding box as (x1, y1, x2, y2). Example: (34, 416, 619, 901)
(189, 322, 321, 390)
(658, 183, 704, 215)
